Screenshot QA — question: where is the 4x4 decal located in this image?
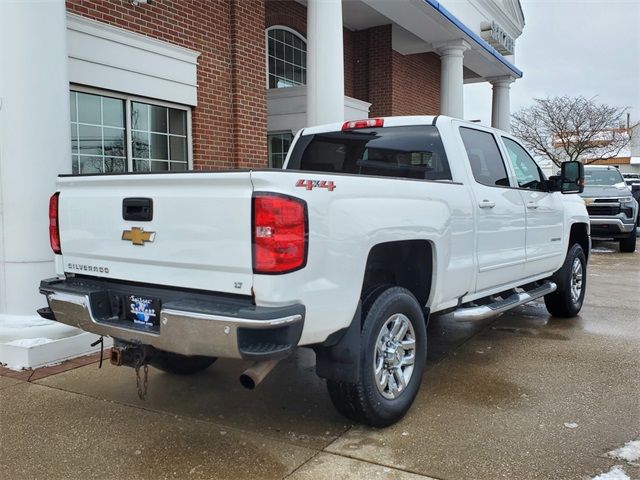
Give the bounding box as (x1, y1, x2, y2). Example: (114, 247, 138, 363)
(296, 179, 336, 191)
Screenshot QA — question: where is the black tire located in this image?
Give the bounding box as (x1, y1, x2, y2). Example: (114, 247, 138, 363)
(150, 351, 217, 375)
(619, 227, 637, 253)
(326, 286, 427, 427)
(544, 243, 587, 318)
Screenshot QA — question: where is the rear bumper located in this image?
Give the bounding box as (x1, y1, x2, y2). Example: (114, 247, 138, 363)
(39, 277, 304, 361)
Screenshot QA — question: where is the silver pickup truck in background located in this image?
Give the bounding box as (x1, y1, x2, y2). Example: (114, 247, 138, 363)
(581, 166, 638, 253)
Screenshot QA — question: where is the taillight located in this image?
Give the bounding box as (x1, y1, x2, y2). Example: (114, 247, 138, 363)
(49, 192, 61, 254)
(342, 118, 384, 130)
(252, 193, 307, 274)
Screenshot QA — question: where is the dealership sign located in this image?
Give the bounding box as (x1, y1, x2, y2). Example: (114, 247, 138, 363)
(480, 21, 514, 56)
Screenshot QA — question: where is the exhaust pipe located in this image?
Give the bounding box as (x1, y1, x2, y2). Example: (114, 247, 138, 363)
(239, 359, 281, 390)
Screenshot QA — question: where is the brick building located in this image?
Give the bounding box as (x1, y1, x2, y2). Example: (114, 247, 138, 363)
(59, 0, 525, 172)
(0, 0, 525, 366)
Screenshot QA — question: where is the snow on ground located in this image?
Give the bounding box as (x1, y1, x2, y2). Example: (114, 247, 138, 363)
(0, 315, 55, 329)
(608, 440, 640, 463)
(591, 465, 630, 480)
(6, 337, 53, 348)
(591, 247, 616, 253)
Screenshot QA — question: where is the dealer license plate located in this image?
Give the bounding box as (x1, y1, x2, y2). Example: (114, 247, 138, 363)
(126, 295, 161, 326)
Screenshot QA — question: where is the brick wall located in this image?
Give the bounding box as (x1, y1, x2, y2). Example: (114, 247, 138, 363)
(338, 23, 441, 117)
(230, 0, 267, 168)
(265, 0, 306, 35)
(66, 0, 267, 169)
(391, 52, 440, 116)
(351, 30, 369, 104)
(365, 25, 394, 117)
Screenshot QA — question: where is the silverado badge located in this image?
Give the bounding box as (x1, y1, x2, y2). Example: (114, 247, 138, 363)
(122, 227, 156, 246)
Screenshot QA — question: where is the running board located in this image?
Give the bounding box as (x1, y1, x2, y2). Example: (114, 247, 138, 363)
(452, 281, 557, 322)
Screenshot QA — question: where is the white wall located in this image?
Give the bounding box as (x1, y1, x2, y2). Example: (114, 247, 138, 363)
(267, 86, 371, 133)
(67, 13, 200, 106)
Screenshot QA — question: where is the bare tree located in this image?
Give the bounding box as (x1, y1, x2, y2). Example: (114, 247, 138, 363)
(512, 96, 631, 167)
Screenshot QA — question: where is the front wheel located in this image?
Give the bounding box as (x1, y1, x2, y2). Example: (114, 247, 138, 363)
(150, 351, 217, 375)
(326, 286, 427, 427)
(544, 243, 587, 318)
(619, 226, 637, 253)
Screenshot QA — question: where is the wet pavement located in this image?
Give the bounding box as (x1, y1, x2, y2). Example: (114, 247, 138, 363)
(1, 241, 638, 479)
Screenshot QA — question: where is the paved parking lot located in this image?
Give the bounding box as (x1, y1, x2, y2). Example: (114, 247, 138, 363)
(1, 242, 638, 480)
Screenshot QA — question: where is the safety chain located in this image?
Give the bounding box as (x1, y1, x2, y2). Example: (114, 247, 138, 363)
(134, 359, 149, 400)
(90, 336, 104, 369)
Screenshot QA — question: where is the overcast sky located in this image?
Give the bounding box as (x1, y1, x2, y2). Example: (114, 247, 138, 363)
(464, 0, 640, 126)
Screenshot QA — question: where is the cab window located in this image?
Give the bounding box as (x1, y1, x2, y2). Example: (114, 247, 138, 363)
(287, 125, 452, 181)
(502, 137, 545, 190)
(459, 127, 510, 187)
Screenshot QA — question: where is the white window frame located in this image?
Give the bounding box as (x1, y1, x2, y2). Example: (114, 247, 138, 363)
(71, 84, 193, 172)
(267, 130, 294, 169)
(265, 26, 307, 89)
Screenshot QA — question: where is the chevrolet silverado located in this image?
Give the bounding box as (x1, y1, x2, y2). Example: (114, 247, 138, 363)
(39, 116, 590, 426)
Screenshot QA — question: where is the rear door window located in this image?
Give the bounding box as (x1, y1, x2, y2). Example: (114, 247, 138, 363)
(459, 127, 510, 187)
(286, 126, 452, 181)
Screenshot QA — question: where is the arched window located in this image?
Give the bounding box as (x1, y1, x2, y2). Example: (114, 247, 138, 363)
(267, 27, 306, 89)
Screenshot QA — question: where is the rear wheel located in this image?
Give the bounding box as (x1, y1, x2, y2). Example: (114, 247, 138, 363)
(544, 243, 587, 318)
(619, 226, 637, 253)
(326, 286, 427, 427)
(150, 351, 217, 375)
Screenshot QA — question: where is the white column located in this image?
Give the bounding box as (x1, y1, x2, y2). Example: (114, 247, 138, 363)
(0, 0, 86, 367)
(306, 0, 344, 126)
(490, 76, 515, 132)
(435, 40, 470, 119)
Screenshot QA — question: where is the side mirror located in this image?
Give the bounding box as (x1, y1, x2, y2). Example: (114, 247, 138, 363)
(559, 161, 584, 194)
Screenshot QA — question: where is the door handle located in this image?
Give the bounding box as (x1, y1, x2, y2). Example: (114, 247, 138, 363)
(123, 197, 153, 221)
(527, 202, 539, 209)
(478, 200, 495, 209)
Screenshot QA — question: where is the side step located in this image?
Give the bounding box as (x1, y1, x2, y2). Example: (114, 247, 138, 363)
(453, 281, 557, 322)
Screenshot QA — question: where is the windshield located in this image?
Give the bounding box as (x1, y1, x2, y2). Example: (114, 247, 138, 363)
(583, 169, 625, 187)
(623, 174, 640, 185)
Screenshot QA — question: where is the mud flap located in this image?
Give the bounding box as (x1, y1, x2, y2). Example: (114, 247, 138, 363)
(313, 302, 362, 383)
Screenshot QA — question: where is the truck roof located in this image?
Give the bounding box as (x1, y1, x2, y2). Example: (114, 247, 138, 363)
(299, 115, 492, 136)
(583, 165, 620, 171)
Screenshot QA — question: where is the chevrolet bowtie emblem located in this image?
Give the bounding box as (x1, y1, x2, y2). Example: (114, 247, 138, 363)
(122, 227, 156, 245)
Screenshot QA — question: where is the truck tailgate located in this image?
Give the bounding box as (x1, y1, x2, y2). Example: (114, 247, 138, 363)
(57, 172, 254, 296)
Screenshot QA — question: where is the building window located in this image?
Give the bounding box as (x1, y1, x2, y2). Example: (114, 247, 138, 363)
(268, 132, 293, 168)
(267, 27, 306, 89)
(131, 102, 188, 172)
(70, 92, 126, 174)
(70, 89, 190, 174)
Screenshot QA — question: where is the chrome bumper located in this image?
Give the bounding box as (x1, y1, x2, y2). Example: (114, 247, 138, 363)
(42, 283, 304, 360)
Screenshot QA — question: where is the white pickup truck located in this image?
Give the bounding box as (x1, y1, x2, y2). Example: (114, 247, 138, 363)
(40, 116, 590, 426)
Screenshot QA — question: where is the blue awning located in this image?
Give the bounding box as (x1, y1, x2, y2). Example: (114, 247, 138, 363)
(423, 0, 523, 78)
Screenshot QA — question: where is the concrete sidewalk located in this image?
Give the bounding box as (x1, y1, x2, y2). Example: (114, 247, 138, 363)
(1, 242, 638, 480)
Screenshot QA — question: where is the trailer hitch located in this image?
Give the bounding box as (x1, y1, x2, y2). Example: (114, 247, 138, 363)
(111, 341, 151, 400)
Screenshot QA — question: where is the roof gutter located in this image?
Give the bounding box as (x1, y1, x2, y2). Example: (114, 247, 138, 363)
(423, 0, 523, 78)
